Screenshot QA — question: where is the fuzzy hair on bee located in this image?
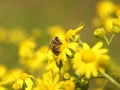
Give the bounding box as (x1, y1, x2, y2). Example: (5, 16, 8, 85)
(48, 36, 62, 56)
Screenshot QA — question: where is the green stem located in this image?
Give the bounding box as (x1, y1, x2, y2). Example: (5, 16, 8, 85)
(101, 72, 120, 88)
(59, 67, 62, 81)
(103, 35, 109, 45)
(109, 33, 115, 44)
(103, 33, 115, 45)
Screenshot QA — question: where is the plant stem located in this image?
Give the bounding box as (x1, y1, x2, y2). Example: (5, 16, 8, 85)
(103, 33, 115, 45)
(109, 33, 115, 44)
(103, 35, 109, 45)
(101, 72, 120, 88)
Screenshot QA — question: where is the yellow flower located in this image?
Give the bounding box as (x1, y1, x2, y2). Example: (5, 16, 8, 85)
(49, 29, 81, 72)
(12, 73, 34, 90)
(50, 26, 83, 63)
(34, 71, 64, 90)
(19, 39, 55, 73)
(46, 60, 60, 73)
(24, 46, 50, 72)
(103, 17, 114, 33)
(8, 28, 27, 44)
(19, 39, 36, 59)
(73, 42, 110, 78)
(112, 18, 120, 34)
(0, 27, 7, 43)
(2, 69, 23, 82)
(58, 41, 79, 62)
(0, 71, 34, 90)
(97, 1, 116, 18)
(65, 25, 83, 42)
(0, 65, 7, 79)
(113, 18, 120, 27)
(94, 28, 105, 39)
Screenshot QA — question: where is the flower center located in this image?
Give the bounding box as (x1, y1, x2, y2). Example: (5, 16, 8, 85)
(81, 49, 96, 63)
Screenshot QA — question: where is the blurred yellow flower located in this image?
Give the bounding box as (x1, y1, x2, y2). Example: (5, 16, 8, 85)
(0, 27, 8, 43)
(94, 28, 105, 39)
(103, 17, 114, 33)
(73, 42, 110, 78)
(46, 60, 59, 73)
(2, 69, 23, 81)
(8, 28, 28, 44)
(0, 65, 7, 79)
(0, 69, 22, 86)
(112, 18, 120, 34)
(19, 39, 36, 59)
(97, 1, 116, 18)
(34, 71, 64, 90)
(12, 73, 34, 90)
(113, 18, 120, 27)
(0, 27, 28, 44)
(25, 46, 50, 72)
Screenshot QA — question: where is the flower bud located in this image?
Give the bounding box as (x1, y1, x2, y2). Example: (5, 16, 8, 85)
(94, 28, 106, 39)
(112, 18, 120, 34)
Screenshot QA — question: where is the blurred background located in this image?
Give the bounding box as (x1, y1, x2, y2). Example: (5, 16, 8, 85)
(0, 0, 120, 69)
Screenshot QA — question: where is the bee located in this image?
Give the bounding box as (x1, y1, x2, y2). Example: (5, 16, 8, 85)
(49, 36, 62, 56)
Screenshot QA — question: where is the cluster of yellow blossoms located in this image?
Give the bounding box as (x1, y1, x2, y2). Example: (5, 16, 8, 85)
(93, 0, 120, 45)
(0, 0, 120, 90)
(0, 24, 115, 90)
(18, 25, 116, 90)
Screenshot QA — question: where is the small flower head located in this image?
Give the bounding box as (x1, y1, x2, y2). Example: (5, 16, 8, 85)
(103, 17, 113, 33)
(50, 26, 81, 66)
(12, 73, 34, 90)
(73, 42, 110, 78)
(19, 39, 36, 59)
(97, 1, 116, 18)
(112, 18, 120, 34)
(94, 28, 106, 39)
(0, 65, 7, 79)
(34, 71, 64, 90)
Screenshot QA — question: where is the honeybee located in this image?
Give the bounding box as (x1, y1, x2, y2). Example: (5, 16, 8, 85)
(49, 36, 62, 56)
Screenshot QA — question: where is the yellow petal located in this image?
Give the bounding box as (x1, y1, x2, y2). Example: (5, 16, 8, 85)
(93, 42, 103, 50)
(82, 43, 90, 50)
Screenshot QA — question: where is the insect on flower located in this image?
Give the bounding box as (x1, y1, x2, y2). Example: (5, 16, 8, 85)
(49, 36, 62, 56)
